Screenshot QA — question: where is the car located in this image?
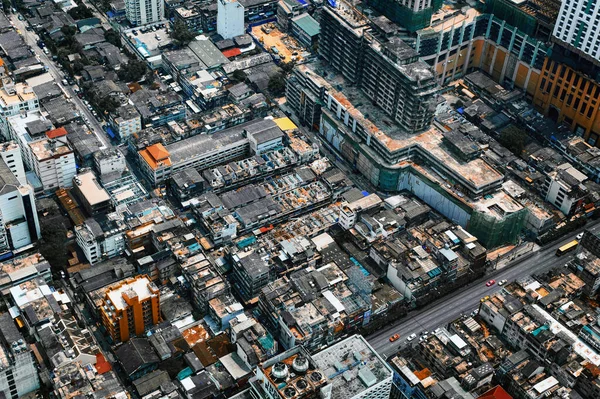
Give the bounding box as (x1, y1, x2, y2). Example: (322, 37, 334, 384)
(406, 333, 417, 342)
(419, 334, 428, 342)
(577, 232, 584, 240)
(486, 280, 496, 287)
(498, 279, 507, 286)
(389, 334, 400, 342)
(480, 295, 490, 302)
(434, 328, 441, 335)
(470, 310, 478, 317)
(421, 330, 428, 336)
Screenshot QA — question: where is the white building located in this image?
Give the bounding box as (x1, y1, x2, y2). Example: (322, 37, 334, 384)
(28, 135, 76, 191)
(312, 334, 393, 399)
(217, 0, 245, 39)
(75, 217, 126, 265)
(553, 0, 600, 63)
(94, 148, 127, 177)
(0, 79, 39, 117)
(125, 0, 164, 26)
(109, 103, 141, 139)
(0, 142, 26, 185)
(0, 159, 41, 254)
(543, 163, 589, 216)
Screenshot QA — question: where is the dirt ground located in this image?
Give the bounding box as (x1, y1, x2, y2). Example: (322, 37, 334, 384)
(251, 24, 305, 62)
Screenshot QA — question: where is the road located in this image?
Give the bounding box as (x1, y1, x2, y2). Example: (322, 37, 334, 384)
(10, 14, 111, 150)
(368, 220, 600, 359)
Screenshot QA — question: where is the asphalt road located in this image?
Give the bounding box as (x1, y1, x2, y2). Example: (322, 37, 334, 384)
(10, 13, 111, 150)
(368, 220, 600, 358)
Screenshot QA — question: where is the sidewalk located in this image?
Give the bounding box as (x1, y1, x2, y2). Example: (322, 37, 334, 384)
(493, 242, 539, 270)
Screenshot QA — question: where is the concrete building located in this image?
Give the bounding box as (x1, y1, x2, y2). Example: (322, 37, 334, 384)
(75, 217, 127, 265)
(312, 334, 393, 399)
(94, 149, 127, 177)
(28, 133, 76, 191)
(125, 0, 164, 26)
(0, 159, 40, 254)
(98, 275, 160, 343)
(553, 0, 600, 65)
(0, 313, 40, 399)
(366, 0, 443, 32)
(109, 103, 141, 139)
(231, 250, 273, 304)
(542, 163, 590, 216)
(0, 142, 26, 185)
(0, 80, 38, 117)
(138, 118, 283, 185)
(217, 0, 245, 39)
(72, 171, 112, 216)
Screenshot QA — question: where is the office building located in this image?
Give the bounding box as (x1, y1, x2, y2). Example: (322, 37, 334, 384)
(553, 0, 600, 64)
(0, 159, 40, 254)
(217, 0, 245, 39)
(71, 171, 112, 216)
(125, 0, 164, 26)
(98, 275, 160, 343)
(0, 313, 40, 399)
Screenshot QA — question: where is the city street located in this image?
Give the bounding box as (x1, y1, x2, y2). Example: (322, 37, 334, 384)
(9, 13, 111, 150)
(368, 220, 600, 358)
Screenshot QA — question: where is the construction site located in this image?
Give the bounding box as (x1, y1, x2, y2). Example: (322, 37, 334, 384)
(251, 23, 306, 63)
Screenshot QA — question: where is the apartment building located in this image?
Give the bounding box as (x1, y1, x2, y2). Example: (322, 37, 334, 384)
(109, 103, 141, 139)
(125, 0, 164, 26)
(28, 134, 76, 191)
(542, 163, 591, 216)
(0, 141, 26, 185)
(98, 275, 160, 343)
(71, 171, 112, 216)
(553, 0, 600, 65)
(75, 217, 127, 265)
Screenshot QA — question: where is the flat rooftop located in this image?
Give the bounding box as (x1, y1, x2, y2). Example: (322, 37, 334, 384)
(106, 276, 156, 311)
(312, 335, 392, 399)
(73, 171, 110, 206)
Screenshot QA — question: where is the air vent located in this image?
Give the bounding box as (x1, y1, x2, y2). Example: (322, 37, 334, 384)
(292, 354, 309, 374)
(284, 387, 297, 398)
(296, 378, 308, 390)
(271, 363, 289, 380)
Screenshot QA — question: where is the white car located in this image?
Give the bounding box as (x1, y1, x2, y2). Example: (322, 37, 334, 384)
(498, 279, 508, 286)
(577, 232, 584, 240)
(406, 333, 417, 342)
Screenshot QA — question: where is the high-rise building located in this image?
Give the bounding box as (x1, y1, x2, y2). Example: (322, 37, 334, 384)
(98, 275, 160, 343)
(217, 0, 245, 39)
(0, 158, 40, 254)
(0, 142, 26, 185)
(125, 0, 164, 26)
(365, 0, 443, 32)
(553, 0, 600, 64)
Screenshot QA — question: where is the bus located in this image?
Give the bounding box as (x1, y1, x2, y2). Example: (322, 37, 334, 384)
(556, 240, 579, 256)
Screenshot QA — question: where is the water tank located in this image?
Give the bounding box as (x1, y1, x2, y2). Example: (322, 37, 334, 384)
(272, 363, 289, 380)
(292, 355, 309, 374)
(284, 387, 297, 398)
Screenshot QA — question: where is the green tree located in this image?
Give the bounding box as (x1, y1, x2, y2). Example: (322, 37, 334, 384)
(68, 5, 94, 20)
(118, 59, 147, 82)
(170, 21, 196, 46)
(61, 25, 77, 37)
(230, 69, 247, 83)
(268, 73, 286, 96)
(279, 61, 295, 74)
(104, 30, 122, 48)
(498, 125, 528, 156)
(2, 0, 11, 12)
(39, 222, 69, 270)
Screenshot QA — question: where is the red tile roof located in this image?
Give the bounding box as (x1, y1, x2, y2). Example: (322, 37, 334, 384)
(222, 48, 241, 58)
(478, 385, 512, 399)
(46, 127, 68, 139)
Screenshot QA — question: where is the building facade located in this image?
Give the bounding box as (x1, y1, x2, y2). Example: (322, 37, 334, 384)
(217, 0, 245, 39)
(552, 0, 600, 65)
(125, 0, 164, 26)
(98, 275, 160, 343)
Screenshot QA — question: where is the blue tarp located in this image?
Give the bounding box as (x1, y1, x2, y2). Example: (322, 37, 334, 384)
(105, 126, 116, 139)
(328, 0, 337, 6)
(361, 190, 369, 196)
(457, 107, 464, 114)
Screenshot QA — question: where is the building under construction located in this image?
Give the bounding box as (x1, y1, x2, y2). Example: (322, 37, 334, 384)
(365, 0, 444, 33)
(486, 0, 562, 40)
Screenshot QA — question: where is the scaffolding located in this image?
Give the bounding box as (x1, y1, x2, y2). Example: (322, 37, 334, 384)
(366, 0, 443, 32)
(467, 207, 527, 249)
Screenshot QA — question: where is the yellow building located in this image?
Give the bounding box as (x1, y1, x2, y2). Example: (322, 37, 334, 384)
(532, 58, 600, 147)
(99, 275, 160, 343)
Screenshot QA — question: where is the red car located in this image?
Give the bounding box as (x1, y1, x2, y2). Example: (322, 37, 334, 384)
(486, 280, 496, 287)
(389, 334, 400, 342)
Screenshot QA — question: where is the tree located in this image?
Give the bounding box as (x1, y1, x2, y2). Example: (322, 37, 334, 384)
(118, 59, 147, 82)
(279, 61, 295, 74)
(498, 125, 528, 156)
(68, 5, 94, 20)
(38, 221, 69, 270)
(104, 30, 122, 48)
(268, 73, 286, 96)
(170, 21, 196, 46)
(61, 25, 77, 37)
(230, 69, 247, 83)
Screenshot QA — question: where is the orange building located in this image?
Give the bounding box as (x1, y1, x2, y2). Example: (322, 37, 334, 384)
(532, 58, 600, 147)
(99, 275, 160, 343)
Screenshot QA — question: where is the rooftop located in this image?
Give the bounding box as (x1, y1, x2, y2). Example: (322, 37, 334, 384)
(312, 334, 392, 399)
(73, 171, 110, 206)
(104, 275, 158, 311)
